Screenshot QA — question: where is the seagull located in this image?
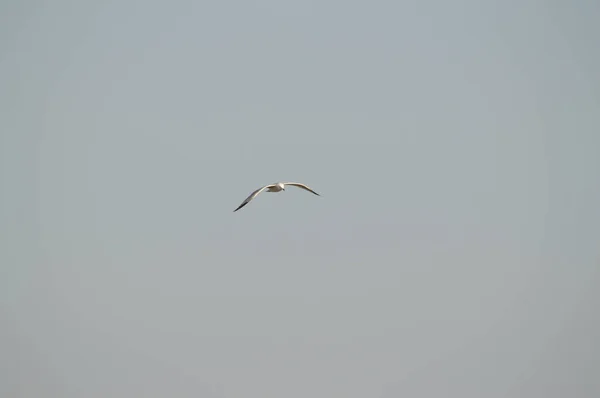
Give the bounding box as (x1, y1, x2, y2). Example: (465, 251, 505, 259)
(233, 182, 320, 212)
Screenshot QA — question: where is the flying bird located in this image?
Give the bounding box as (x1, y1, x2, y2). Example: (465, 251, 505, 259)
(233, 182, 320, 212)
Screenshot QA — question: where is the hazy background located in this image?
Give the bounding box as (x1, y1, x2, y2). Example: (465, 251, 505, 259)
(1, 1, 599, 397)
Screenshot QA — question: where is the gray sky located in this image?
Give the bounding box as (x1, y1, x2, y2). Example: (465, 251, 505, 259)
(1, 1, 599, 397)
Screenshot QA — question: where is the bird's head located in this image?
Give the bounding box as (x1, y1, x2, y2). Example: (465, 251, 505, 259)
(278, 183, 285, 191)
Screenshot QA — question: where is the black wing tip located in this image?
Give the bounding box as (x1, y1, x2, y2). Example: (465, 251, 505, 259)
(233, 202, 248, 212)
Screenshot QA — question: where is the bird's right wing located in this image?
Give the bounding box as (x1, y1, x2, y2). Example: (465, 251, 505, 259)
(283, 182, 320, 196)
(233, 185, 274, 212)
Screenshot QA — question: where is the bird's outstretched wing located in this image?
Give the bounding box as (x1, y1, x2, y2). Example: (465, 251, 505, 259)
(233, 185, 275, 212)
(283, 182, 320, 196)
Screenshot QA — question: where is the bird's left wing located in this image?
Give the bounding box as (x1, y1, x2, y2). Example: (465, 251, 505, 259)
(233, 184, 274, 212)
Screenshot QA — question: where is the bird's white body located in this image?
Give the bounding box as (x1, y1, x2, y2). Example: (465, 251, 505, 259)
(266, 182, 285, 192)
(234, 182, 320, 212)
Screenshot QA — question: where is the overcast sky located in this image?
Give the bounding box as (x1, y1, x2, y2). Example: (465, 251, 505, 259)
(1, 1, 599, 397)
